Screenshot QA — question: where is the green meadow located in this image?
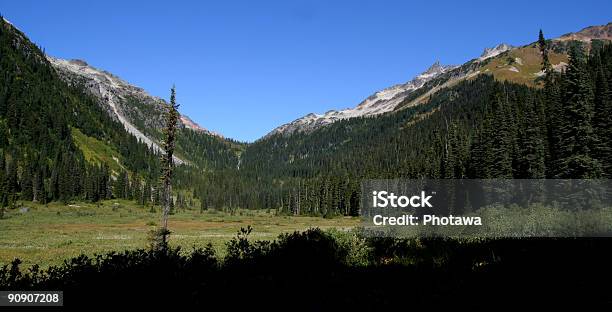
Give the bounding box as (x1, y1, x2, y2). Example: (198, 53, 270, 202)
(0, 200, 359, 268)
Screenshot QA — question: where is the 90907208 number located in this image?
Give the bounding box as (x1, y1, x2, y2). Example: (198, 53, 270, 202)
(0, 291, 63, 306)
(7, 293, 59, 303)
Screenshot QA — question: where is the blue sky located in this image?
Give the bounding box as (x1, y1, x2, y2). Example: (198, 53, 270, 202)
(2, 0, 611, 141)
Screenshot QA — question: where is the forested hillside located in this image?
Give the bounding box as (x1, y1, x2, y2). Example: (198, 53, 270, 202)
(1, 16, 610, 217)
(0, 18, 239, 212)
(228, 35, 611, 215)
(0, 18, 164, 206)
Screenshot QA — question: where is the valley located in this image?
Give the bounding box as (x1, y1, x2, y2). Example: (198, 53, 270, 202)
(0, 3, 611, 307)
(0, 200, 358, 267)
(1, 17, 611, 218)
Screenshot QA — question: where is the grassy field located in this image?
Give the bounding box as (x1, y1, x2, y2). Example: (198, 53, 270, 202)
(0, 200, 359, 268)
(479, 44, 569, 87)
(71, 127, 124, 174)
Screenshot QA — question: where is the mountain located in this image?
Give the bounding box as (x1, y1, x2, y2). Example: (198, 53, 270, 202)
(556, 22, 612, 42)
(266, 62, 457, 137)
(47, 57, 222, 164)
(266, 43, 516, 138)
(235, 22, 612, 214)
(0, 16, 242, 206)
(264, 42, 512, 138)
(2, 15, 611, 214)
(266, 23, 612, 138)
(0, 16, 166, 202)
(478, 43, 514, 61)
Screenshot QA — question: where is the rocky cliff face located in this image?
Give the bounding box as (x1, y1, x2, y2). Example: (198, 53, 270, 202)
(478, 43, 514, 61)
(47, 57, 219, 163)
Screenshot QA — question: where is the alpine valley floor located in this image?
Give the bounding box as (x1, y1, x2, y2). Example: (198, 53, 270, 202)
(0, 200, 358, 268)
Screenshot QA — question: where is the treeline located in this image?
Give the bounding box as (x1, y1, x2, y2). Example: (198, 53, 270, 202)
(189, 170, 361, 216)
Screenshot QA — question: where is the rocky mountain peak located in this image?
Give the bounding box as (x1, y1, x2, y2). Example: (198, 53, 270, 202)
(265, 61, 458, 138)
(425, 61, 443, 73)
(479, 43, 514, 61)
(68, 59, 89, 67)
(416, 61, 455, 80)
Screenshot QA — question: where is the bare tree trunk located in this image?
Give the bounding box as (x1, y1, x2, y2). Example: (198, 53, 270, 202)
(297, 181, 301, 215)
(32, 174, 38, 203)
(161, 180, 172, 233)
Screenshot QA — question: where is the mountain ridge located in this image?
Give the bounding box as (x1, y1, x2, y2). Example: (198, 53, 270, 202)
(264, 22, 611, 138)
(265, 61, 458, 138)
(556, 22, 612, 42)
(264, 42, 515, 138)
(1, 15, 611, 214)
(5, 15, 610, 144)
(47, 56, 224, 164)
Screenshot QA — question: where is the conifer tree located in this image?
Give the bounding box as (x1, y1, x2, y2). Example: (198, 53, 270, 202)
(555, 45, 601, 178)
(591, 59, 612, 176)
(159, 86, 180, 247)
(489, 91, 514, 178)
(5, 157, 18, 204)
(20, 165, 33, 201)
(114, 170, 127, 199)
(32, 169, 42, 203)
(538, 29, 551, 74)
(517, 97, 546, 178)
(0, 152, 6, 216)
(536, 29, 561, 176)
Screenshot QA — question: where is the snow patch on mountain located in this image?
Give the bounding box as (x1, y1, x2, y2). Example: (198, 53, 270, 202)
(267, 62, 457, 137)
(2, 17, 14, 26)
(515, 57, 523, 65)
(478, 43, 514, 61)
(534, 62, 568, 77)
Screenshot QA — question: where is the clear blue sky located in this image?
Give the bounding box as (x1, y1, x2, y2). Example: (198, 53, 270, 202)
(2, 0, 611, 141)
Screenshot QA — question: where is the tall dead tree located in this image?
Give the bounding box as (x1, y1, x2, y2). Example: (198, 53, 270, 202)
(160, 85, 180, 247)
